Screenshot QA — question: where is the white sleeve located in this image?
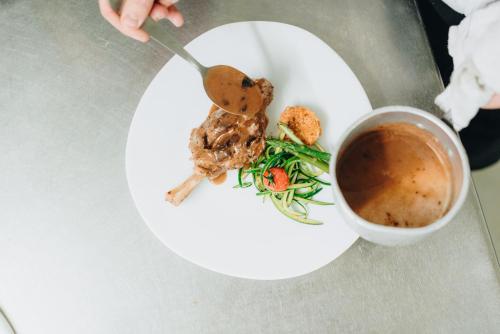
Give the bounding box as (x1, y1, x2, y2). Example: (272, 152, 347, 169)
(435, 2, 500, 130)
(441, 0, 497, 14)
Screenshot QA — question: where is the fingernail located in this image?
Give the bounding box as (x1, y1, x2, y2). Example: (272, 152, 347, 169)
(170, 0, 179, 4)
(122, 14, 139, 28)
(152, 12, 162, 21)
(170, 15, 182, 27)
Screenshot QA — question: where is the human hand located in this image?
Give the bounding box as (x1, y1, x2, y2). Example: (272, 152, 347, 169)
(99, 0, 184, 42)
(483, 93, 500, 110)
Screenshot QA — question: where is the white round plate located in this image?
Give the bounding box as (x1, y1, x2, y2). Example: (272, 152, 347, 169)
(126, 21, 372, 280)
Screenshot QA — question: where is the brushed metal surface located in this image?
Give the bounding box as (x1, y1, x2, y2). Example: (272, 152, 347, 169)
(0, 0, 499, 333)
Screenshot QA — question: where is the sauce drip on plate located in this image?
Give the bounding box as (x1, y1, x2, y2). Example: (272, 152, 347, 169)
(210, 172, 227, 185)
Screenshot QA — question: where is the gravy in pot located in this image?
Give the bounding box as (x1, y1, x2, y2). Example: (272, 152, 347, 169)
(336, 123, 453, 228)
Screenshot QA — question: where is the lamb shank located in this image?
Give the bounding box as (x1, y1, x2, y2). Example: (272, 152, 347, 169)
(165, 78, 274, 205)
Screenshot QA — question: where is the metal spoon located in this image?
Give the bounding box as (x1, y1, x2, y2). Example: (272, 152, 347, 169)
(110, 1, 263, 116)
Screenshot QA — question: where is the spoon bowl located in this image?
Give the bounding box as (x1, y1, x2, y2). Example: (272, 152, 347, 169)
(203, 65, 263, 116)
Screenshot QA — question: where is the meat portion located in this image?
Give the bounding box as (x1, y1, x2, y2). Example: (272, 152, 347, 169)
(165, 78, 274, 205)
(190, 78, 273, 177)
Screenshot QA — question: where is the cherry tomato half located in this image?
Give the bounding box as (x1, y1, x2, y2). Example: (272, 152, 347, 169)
(263, 167, 289, 192)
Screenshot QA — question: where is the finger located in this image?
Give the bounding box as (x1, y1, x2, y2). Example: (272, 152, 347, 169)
(150, 3, 169, 21)
(151, 2, 183, 27)
(99, 0, 149, 41)
(99, 0, 121, 30)
(483, 93, 500, 110)
(166, 5, 184, 27)
(120, 0, 154, 29)
(157, 0, 179, 6)
(120, 25, 150, 42)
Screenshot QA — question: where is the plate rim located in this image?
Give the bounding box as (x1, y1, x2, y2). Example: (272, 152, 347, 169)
(125, 20, 372, 280)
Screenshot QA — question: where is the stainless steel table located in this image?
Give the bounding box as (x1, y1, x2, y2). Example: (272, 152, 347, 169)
(1, 1, 499, 333)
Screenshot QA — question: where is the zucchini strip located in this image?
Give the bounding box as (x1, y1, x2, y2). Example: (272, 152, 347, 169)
(278, 123, 304, 145)
(271, 195, 322, 225)
(296, 197, 334, 206)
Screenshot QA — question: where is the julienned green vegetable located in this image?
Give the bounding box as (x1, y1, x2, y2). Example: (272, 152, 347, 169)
(234, 123, 333, 225)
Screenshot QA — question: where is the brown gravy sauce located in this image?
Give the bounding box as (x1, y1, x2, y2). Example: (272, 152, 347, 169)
(337, 123, 453, 228)
(204, 65, 263, 116)
(210, 172, 227, 185)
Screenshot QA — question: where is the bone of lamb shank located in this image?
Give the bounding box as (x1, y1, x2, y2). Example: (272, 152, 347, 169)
(165, 78, 274, 205)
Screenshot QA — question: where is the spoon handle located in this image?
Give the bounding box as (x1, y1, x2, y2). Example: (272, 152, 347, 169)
(142, 19, 207, 75)
(107, 0, 206, 74)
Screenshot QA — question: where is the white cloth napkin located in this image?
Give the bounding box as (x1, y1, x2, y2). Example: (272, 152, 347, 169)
(435, 1, 500, 131)
(442, 0, 496, 15)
